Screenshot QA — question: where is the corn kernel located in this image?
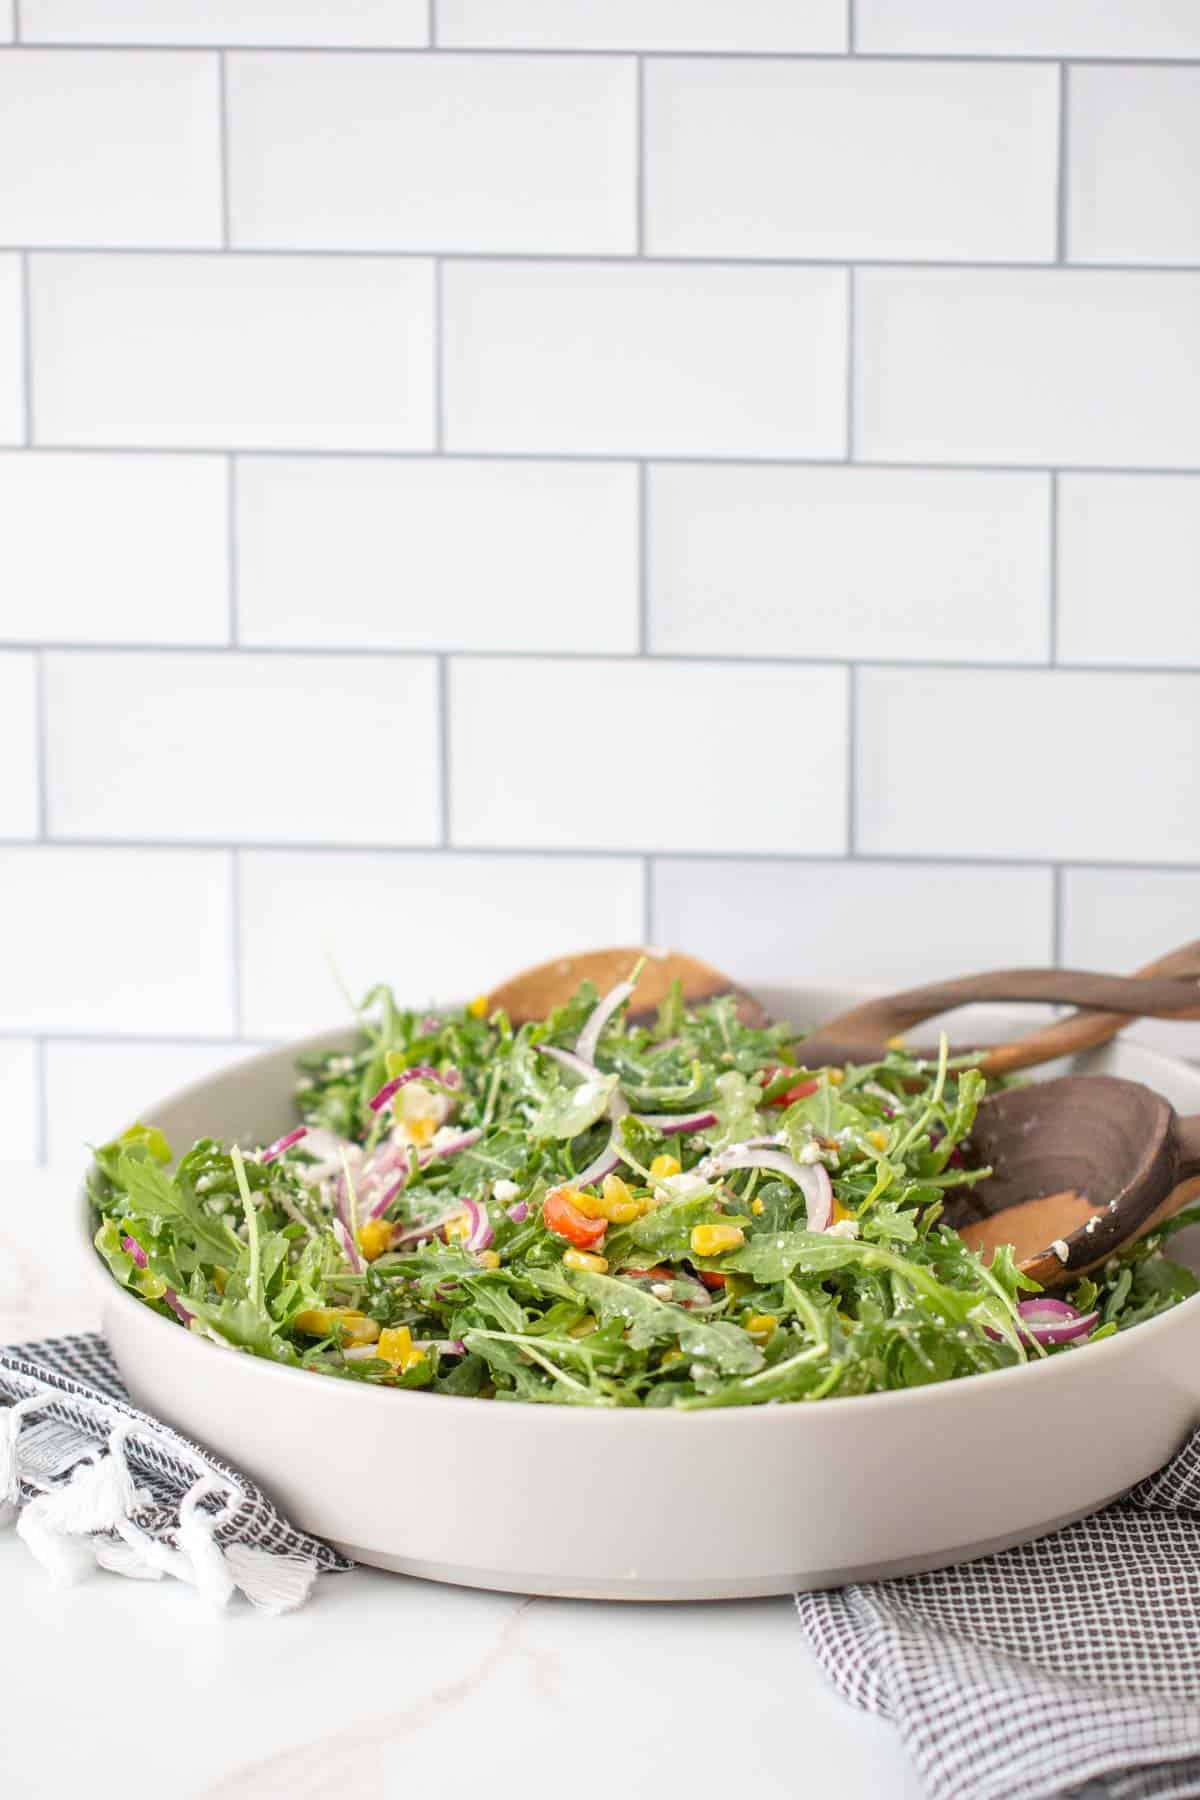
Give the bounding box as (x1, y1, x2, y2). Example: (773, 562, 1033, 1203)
(661, 1348, 684, 1366)
(886, 1034, 907, 1051)
(406, 1114, 437, 1147)
(444, 1210, 471, 1243)
(832, 1199, 853, 1225)
(575, 1175, 641, 1223)
(649, 1153, 682, 1180)
(376, 1326, 428, 1373)
(563, 1248, 609, 1274)
(467, 993, 489, 1019)
(750, 1197, 765, 1216)
(357, 1218, 393, 1262)
(690, 1222, 745, 1257)
(294, 1307, 380, 1347)
(866, 1128, 890, 1152)
(746, 1313, 777, 1342)
(826, 1068, 845, 1086)
(568, 1314, 598, 1338)
(476, 1249, 501, 1269)
(212, 1267, 228, 1294)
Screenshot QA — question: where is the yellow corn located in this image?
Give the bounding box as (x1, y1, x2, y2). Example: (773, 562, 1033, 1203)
(690, 1222, 745, 1257)
(574, 1174, 642, 1223)
(476, 1249, 501, 1269)
(406, 1114, 437, 1147)
(375, 1326, 428, 1373)
(750, 1197, 764, 1216)
(212, 1267, 228, 1294)
(826, 1068, 845, 1086)
(467, 993, 489, 1019)
(444, 1209, 471, 1243)
(563, 1248, 609, 1274)
(357, 1218, 393, 1262)
(832, 1199, 853, 1225)
(746, 1313, 777, 1342)
(294, 1308, 380, 1347)
(886, 1034, 907, 1050)
(866, 1128, 890, 1152)
(568, 1314, 599, 1337)
(661, 1348, 684, 1366)
(649, 1153, 682, 1180)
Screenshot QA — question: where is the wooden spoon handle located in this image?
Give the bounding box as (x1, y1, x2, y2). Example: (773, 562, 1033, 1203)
(802, 965, 1200, 1067)
(978, 939, 1200, 1077)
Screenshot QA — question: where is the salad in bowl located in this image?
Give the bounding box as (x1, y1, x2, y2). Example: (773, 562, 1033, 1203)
(89, 968, 1200, 1411)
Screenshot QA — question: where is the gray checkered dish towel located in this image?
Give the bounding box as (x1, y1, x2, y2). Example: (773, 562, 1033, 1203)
(797, 1427, 1200, 1800)
(0, 1333, 350, 1613)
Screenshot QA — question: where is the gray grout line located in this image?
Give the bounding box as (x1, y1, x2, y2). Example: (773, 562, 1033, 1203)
(14, 444, 1200, 477)
(0, 838, 1189, 875)
(1048, 471, 1059, 662)
(1, 1028, 274, 1048)
(226, 455, 240, 644)
(32, 650, 48, 838)
(10, 0, 19, 40)
(217, 51, 232, 248)
(19, 251, 32, 444)
(635, 56, 646, 255)
(637, 462, 649, 653)
(229, 848, 244, 1035)
(428, 0, 437, 49)
(846, 664, 858, 853)
(33, 1037, 47, 1164)
(847, 0, 856, 55)
(1051, 865, 1064, 964)
(432, 258, 445, 450)
(16, 244, 1200, 273)
(1056, 64, 1070, 262)
(642, 855, 654, 943)
(845, 265, 856, 459)
(13, 643, 1200, 675)
(12, 43, 1200, 65)
(437, 656, 451, 844)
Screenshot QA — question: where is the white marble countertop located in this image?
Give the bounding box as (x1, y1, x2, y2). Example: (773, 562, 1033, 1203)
(1, 1162, 918, 1800)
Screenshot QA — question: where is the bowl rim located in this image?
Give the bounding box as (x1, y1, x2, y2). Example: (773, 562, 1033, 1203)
(80, 1018, 1200, 1430)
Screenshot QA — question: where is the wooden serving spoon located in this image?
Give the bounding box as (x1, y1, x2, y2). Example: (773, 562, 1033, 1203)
(950, 1075, 1200, 1287)
(488, 943, 1200, 1078)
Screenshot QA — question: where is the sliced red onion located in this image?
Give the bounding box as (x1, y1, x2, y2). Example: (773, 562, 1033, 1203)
(538, 1043, 600, 1080)
(122, 1235, 192, 1323)
(700, 1145, 834, 1232)
(633, 1109, 718, 1134)
(457, 1197, 494, 1254)
(576, 977, 636, 1066)
(260, 1125, 308, 1164)
(368, 1065, 458, 1113)
(506, 1200, 529, 1223)
(333, 1218, 364, 1274)
(365, 1127, 483, 1220)
(574, 1089, 631, 1188)
(1016, 1298, 1099, 1346)
(418, 1337, 467, 1357)
(390, 1206, 466, 1250)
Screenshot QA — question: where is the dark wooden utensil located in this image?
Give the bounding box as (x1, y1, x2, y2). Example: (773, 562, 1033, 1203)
(952, 1074, 1200, 1286)
(487, 946, 770, 1029)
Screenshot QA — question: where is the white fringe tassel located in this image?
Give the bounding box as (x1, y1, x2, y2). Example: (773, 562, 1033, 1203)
(1, 1404, 318, 1615)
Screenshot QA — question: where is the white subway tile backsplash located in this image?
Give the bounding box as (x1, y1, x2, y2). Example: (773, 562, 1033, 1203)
(856, 0, 1200, 58)
(0, 3, 12, 40)
(1070, 68, 1200, 268)
(857, 667, 1200, 864)
(238, 458, 638, 653)
(857, 270, 1200, 469)
(443, 262, 847, 459)
(43, 1039, 266, 1165)
(653, 859, 1054, 995)
(0, 52, 220, 248)
(44, 651, 440, 846)
(239, 850, 646, 1038)
(0, 453, 228, 645)
(0, 1042, 37, 1164)
(229, 54, 635, 255)
(22, 1, 428, 44)
(1058, 476, 1200, 669)
(0, 653, 38, 839)
(0, 848, 234, 1034)
(437, 0, 846, 52)
(646, 60, 1057, 263)
(31, 255, 435, 451)
(1061, 867, 1200, 1061)
(0, 254, 23, 444)
(649, 465, 1049, 664)
(450, 657, 849, 853)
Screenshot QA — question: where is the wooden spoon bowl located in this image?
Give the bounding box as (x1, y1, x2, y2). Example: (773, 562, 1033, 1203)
(952, 1074, 1200, 1286)
(487, 946, 768, 1029)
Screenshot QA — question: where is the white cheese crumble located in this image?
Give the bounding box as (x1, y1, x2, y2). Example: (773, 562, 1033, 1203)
(797, 1140, 824, 1165)
(827, 1219, 859, 1239)
(493, 1179, 520, 1203)
(650, 1283, 674, 1301)
(1051, 1238, 1070, 1264)
(658, 1172, 710, 1201)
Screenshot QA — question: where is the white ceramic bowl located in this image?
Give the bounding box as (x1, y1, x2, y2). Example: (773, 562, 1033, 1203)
(84, 984, 1200, 1600)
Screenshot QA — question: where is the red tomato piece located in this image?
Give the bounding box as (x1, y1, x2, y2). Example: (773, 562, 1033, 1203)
(543, 1187, 608, 1249)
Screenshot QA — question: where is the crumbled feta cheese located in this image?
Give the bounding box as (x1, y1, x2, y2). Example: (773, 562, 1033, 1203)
(797, 1140, 824, 1165)
(659, 1172, 710, 1201)
(493, 1179, 520, 1203)
(827, 1219, 859, 1239)
(650, 1283, 674, 1301)
(1051, 1238, 1070, 1264)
